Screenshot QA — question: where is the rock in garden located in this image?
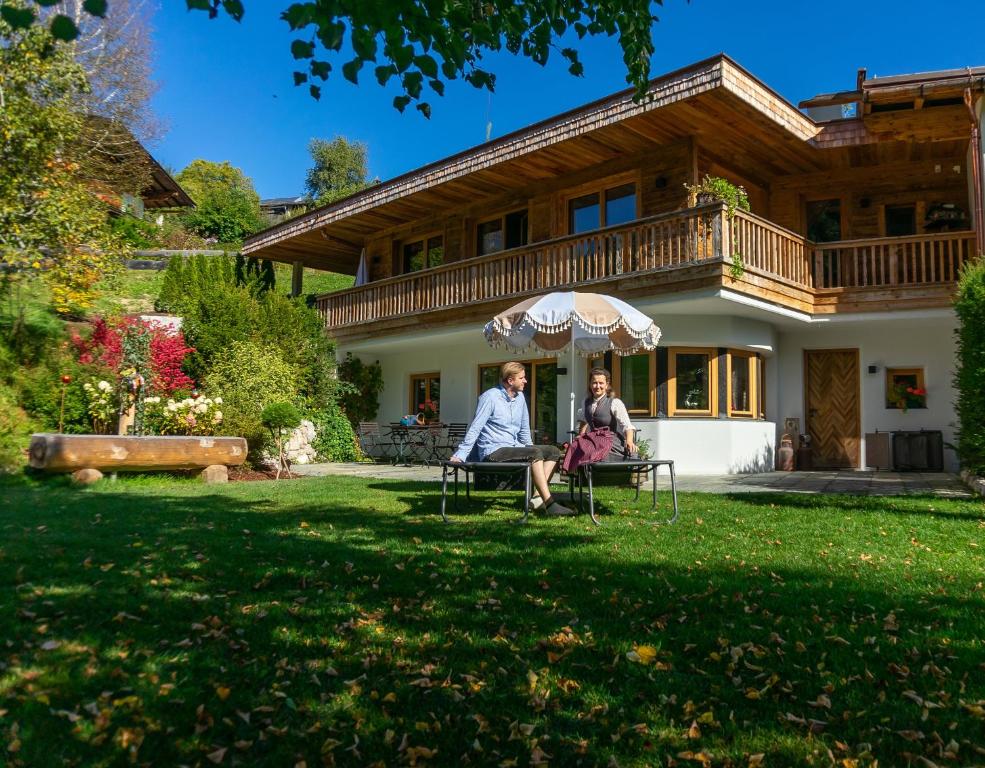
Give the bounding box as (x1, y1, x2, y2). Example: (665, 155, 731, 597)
(72, 468, 103, 485)
(200, 464, 228, 484)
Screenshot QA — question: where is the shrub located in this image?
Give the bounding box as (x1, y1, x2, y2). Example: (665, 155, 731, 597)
(262, 401, 302, 477)
(169, 261, 338, 406)
(311, 402, 360, 462)
(261, 401, 302, 433)
(954, 259, 985, 475)
(336, 353, 384, 427)
(144, 395, 224, 436)
(110, 216, 159, 248)
(71, 316, 195, 396)
(0, 382, 32, 472)
(204, 341, 301, 452)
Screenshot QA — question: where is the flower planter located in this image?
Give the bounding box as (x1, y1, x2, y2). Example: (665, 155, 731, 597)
(28, 433, 247, 473)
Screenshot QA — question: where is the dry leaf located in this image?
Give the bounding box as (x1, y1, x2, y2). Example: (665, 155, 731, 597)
(206, 747, 227, 764)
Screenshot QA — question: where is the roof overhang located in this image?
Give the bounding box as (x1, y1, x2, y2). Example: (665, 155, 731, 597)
(242, 54, 821, 273)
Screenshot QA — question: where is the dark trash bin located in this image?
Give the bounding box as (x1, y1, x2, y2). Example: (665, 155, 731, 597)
(892, 430, 944, 471)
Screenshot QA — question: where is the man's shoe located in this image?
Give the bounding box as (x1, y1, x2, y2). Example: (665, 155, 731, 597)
(544, 501, 577, 517)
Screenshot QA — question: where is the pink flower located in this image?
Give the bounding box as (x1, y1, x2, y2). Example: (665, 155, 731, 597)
(185, 415, 197, 427)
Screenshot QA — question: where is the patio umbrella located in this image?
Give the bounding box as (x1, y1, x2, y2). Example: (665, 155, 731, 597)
(354, 248, 369, 287)
(483, 292, 661, 434)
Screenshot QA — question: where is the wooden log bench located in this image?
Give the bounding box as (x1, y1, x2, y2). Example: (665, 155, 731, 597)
(29, 433, 247, 475)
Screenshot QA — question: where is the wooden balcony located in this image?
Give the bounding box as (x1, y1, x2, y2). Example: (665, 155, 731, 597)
(315, 203, 977, 340)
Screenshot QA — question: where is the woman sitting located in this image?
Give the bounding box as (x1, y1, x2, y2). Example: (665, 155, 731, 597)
(576, 367, 638, 461)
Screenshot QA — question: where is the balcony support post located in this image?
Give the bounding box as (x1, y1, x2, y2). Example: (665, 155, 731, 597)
(965, 89, 985, 255)
(291, 261, 304, 298)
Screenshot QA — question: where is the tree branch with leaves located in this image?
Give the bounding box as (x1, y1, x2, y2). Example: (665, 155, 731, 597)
(8, 0, 675, 116)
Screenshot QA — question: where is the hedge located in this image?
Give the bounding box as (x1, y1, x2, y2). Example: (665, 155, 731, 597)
(954, 257, 985, 475)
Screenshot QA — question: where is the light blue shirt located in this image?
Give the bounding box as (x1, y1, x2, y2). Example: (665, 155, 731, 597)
(453, 385, 531, 461)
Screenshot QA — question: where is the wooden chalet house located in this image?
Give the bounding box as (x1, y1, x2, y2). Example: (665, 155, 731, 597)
(243, 55, 985, 473)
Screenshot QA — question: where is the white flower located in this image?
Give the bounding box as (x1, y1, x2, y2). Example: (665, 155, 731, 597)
(213, 397, 222, 405)
(98, 380, 112, 392)
(83, 383, 93, 391)
(195, 403, 207, 413)
(214, 411, 223, 422)
(167, 402, 178, 412)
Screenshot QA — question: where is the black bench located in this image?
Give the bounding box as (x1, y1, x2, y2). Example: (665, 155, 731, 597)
(439, 460, 533, 524)
(573, 459, 678, 526)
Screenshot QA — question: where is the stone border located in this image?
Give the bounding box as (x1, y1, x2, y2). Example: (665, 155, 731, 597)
(959, 469, 985, 497)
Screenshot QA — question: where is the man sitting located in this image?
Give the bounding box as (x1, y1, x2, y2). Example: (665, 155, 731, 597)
(450, 361, 576, 517)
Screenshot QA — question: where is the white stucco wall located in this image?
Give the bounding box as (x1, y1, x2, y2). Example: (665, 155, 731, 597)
(775, 310, 959, 471)
(340, 313, 782, 474)
(634, 418, 776, 474)
(341, 307, 959, 473)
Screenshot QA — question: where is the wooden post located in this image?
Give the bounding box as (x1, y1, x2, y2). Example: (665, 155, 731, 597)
(291, 261, 304, 297)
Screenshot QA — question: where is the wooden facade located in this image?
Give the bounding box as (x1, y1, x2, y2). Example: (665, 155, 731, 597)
(241, 55, 984, 340)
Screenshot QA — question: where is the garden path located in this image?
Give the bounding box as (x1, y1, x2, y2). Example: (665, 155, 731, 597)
(291, 463, 972, 497)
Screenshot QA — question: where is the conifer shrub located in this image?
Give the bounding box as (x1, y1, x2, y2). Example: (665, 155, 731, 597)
(954, 258, 985, 475)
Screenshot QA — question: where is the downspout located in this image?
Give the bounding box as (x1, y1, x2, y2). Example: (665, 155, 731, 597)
(964, 88, 985, 256)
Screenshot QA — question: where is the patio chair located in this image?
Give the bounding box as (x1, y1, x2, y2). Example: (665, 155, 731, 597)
(442, 423, 469, 458)
(357, 422, 392, 463)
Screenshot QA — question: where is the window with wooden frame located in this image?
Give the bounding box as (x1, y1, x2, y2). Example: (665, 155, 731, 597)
(668, 348, 718, 417)
(884, 204, 917, 237)
(410, 373, 441, 419)
(885, 367, 926, 410)
(585, 354, 654, 416)
(476, 209, 529, 256)
(566, 175, 639, 235)
(805, 198, 843, 242)
(727, 351, 757, 418)
(477, 359, 556, 440)
(401, 233, 444, 274)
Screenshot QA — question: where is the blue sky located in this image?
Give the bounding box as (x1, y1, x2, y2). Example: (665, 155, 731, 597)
(150, 0, 985, 199)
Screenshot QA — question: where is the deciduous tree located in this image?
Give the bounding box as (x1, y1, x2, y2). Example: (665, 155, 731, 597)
(304, 136, 370, 205)
(176, 159, 263, 242)
(0, 12, 124, 314)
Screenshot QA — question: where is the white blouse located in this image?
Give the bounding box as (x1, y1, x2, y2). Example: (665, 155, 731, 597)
(576, 395, 635, 435)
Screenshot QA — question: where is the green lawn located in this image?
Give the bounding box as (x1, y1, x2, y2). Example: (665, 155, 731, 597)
(1, 475, 983, 767)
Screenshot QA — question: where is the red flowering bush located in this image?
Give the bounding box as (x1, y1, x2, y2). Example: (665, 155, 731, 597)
(71, 317, 195, 395)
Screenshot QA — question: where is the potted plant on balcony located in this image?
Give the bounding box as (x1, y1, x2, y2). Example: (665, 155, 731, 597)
(685, 175, 750, 218)
(685, 175, 750, 278)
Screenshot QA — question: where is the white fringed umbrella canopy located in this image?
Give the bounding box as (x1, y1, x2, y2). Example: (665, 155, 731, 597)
(483, 292, 661, 432)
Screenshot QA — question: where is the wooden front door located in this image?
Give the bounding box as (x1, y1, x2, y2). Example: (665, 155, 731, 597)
(805, 349, 860, 469)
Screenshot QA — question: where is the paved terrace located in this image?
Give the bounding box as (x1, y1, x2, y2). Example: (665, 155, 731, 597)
(293, 464, 973, 497)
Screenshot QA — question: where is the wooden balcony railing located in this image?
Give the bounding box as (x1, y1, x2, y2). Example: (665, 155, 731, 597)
(730, 210, 812, 287)
(812, 231, 976, 289)
(318, 203, 731, 328)
(315, 202, 976, 329)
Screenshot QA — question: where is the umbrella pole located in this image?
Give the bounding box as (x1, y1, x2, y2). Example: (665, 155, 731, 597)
(569, 343, 576, 436)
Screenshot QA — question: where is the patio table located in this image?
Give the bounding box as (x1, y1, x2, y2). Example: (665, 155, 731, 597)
(387, 423, 445, 465)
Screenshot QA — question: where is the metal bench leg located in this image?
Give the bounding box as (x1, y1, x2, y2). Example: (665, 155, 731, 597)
(587, 465, 600, 526)
(651, 462, 658, 511)
(453, 467, 460, 513)
(440, 465, 451, 523)
(517, 465, 531, 524)
(666, 462, 679, 524)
